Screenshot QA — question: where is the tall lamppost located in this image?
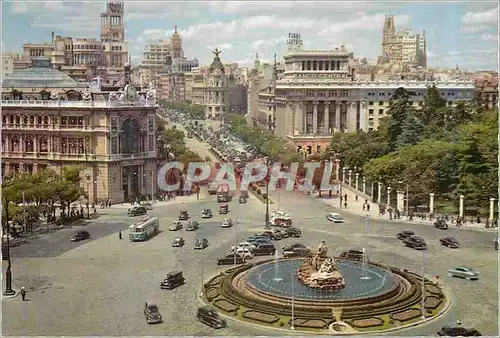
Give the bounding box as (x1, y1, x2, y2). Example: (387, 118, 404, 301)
(85, 175, 91, 219)
(264, 157, 272, 229)
(2, 198, 15, 296)
(399, 180, 410, 219)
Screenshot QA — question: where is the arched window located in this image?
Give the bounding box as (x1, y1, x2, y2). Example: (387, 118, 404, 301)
(330, 61, 335, 70)
(121, 119, 140, 154)
(29, 116, 34, 124)
(40, 137, 49, 153)
(11, 136, 19, 152)
(307, 60, 311, 70)
(313, 61, 317, 71)
(325, 61, 329, 71)
(336, 61, 340, 70)
(15, 116, 20, 125)
(1, 138, 5, 151)
(319, 61, 323, 71)
(23, 116, 28, 125)
(40, 90, 50, 100)
(44, 116, 49, 125)
(25, 137, 34, 152)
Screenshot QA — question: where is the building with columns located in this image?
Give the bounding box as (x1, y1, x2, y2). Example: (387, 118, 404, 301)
(1, 58, 158, 203)
(252, 34, 475, 155)
(186, 49, 247, 118)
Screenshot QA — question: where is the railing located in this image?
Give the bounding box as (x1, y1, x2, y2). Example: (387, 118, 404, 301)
(2, 151, 138, 162)
(2, 125, 108, 132)
(1, 100, 158, 108)
(108, 152, 157, 161)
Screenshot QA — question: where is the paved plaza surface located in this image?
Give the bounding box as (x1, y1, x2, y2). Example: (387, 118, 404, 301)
(3, 186, 498, 336)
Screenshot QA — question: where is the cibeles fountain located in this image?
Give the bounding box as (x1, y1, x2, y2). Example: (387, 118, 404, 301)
(202, 241, 449, 334)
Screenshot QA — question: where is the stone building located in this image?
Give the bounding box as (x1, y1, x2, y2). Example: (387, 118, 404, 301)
(251, 41, 475, 155)
(187, 49, 247, 118)
(379, 15, 427, 68)
(473, 73, 498, 109)
(1, 57, 157, 203)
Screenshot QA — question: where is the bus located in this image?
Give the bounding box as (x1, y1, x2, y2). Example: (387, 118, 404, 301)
(129, 217, 160, 241)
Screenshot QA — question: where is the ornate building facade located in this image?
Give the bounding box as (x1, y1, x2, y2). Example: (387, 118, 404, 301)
(252, 41, 475, 155)
(1, 58, 157, 203)
(187, 49, 247, 118)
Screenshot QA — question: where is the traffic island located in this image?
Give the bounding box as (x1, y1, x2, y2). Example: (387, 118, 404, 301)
(201, 258, 450, 334)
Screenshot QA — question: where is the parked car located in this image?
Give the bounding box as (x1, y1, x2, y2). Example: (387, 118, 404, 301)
(437, 325, 482, 336)
(403, 236, 427, 250)
(339, 249, 367, 261)
(239, 196, 247, 204)
(179, 210, 189, 220)
(160, 271, 185, 290)
(397, 230, 415, 240)
(440, 237, 459, 248)
(232, 241, 256, 251)
(236, 248, 254, 259)
(196, 306, 227, 329)
(252, 243, 276, 256)
(282, 243, 311, 258)
(255, 230, 273, 239)
(283, 227, 302, 238)
(140, 201, 153, 210)
(221, 218, 233, 228)
(201, 209, 213, 219)
(247, 236, 270, 243)
(144, 302, 163, 324)
(194, 238, 209, 250)
(128, 206, 147, 217)
(186, 221, 199, 231)
(271, 228, 284, 240)
(169, 222, 183, 231)
(219, 204, 229, 214)
(240, 191, 249, 199)
(327, 213, 344, 223)
(434, 219, 449, 230)
(70, 230, 90, 242)
(447, 267, 480, 280)
(172, 237, 185, 247)
(217, 253, 245, 265)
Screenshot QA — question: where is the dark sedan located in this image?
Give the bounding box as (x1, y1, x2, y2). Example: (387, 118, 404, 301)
(282, 243, 311, 258)
(194, 238, 209, 250)
(397, 230, 415, 240)
(403, 236, 427, 250)
(70, 230, 90, 242)
(186, 221, 199, 231)
(440, 237, 459, 248)
(437, 325, 481, 336)
(217, 253, 245, 265)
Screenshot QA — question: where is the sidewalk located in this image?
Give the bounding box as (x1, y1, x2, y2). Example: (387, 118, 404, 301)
(109, 188, 210, 209)
(313, 184, 496, 232)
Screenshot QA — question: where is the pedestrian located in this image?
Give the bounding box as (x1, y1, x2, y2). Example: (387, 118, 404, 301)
(21, 287, 26, 301)
(362, 204, 366, 211)
(355, 195, 358, 202)
(119, 230, 122, 240)
(344, 193, 347, 201)
(367, 203, 370, 212)
(344, 201, 348, 209)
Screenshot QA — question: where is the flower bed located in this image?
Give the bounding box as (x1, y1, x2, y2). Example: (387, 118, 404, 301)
(350, 317, 385, 328)
(390, 308, 422, 322)
(291, 318, 329, 329)
(242, 310, 279, 324)
(213, 299, 239, 313)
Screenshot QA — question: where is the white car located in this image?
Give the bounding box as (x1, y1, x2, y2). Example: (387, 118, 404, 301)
(221, 218, 233, 228)
(236, 248, 254, 259)
(231, 242, 256, 251)
(327, 213, 344, 223)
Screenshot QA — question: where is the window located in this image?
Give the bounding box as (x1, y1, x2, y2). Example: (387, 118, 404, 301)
(368, 101, 374, 106)
(378, 109, 384, 115)
(40, 137, 48, 153)
(68, 116, 78, 126)
(379, 101, 384, 105)
(61, 116, 68, 126)
(78, 138, 84, 154)
(368, 109, 374, 115)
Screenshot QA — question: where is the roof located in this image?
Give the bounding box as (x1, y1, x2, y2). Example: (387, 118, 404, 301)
(2, 66, 86, 89)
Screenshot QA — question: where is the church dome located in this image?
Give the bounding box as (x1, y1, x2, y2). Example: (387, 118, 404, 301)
(209, 48, 225, 74)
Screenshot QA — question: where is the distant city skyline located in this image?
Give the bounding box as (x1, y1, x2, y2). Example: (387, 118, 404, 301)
(2, 1, 498, 70)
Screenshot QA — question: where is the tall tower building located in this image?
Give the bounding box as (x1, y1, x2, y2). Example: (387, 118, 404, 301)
(382, 15, 395, 57)
(100, 1, 128, 69)
(286, 33, 303, 52)
(170, 26, 183, 59)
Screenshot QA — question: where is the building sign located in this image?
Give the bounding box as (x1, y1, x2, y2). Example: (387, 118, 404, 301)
(294, 73, 348, 80)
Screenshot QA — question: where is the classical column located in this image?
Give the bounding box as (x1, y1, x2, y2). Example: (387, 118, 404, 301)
(334, 159, 341, 181)
(362, 177, 366, 194)
(342, 167, 347, 184)
(335, 101, 341, 130)
(355, 173, 360, 190)
(387, 186, 392, 206)
(348, 170, 352, 186)
(429, 193, 435, 214)
(312, 101, 318, 134)
(459, 195, 464, 218)
(397, 191, 404, 212)
(489, 198, 495, 220)
(324, 103, 330, 134)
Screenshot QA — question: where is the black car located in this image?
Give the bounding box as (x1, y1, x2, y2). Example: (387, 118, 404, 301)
(217, 253, 245, 265)
(437, 325, 481, 336)
(144, 302, 163, 324)
(239, 196, 247, 204)
(340, 249, 367, 261)
(128, 206, 147, 216)
(283, 227, 301, 238)
(435, 219, 449, 230)
(70, 230, 90, 242)
(440, 237, 459, 248)
(252, 243, 276, 256)
(397, 230, 415, 240)
(201, 209, 213, 219)
(179, 210, 189, 220)
(282, 243, 310, 258)
(186, 221, 199, 231)
(404, 236, 427, 250)
(194, 238, 209, 250)
(160, 271, 185, 290)
(197, 306, 227, 329)
(270, 229, 283, 240)
(255, 231, 273, 239)
(172, 237, 185, 247)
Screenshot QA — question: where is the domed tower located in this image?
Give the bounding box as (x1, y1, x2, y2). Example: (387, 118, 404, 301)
(170, 26, 183, 59)
(206, 48, 226, 119)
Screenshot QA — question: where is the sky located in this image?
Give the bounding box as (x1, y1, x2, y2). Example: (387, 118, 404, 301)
(1, 1, 498, 71)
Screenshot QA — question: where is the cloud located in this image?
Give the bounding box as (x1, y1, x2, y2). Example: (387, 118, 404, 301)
(207, 43, 233, 50)
(480, 33, 498, 41)
(461, 7, 498, 34)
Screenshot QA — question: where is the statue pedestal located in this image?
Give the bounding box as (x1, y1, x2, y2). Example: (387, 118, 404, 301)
(297, 256, 346, 292)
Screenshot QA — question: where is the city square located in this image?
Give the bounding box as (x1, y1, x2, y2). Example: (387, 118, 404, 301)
(1, 1, 498, 337)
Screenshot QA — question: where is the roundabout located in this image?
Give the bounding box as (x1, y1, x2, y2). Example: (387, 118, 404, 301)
(202, 252, 450, 334)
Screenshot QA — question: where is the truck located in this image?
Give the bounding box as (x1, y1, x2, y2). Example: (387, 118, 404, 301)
(216, 184, 232, 202)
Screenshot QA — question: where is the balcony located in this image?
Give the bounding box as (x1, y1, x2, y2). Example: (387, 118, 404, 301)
(108, 152, 157, 161)
(2, 124, 108, 132)
(1, 100, 157, 108)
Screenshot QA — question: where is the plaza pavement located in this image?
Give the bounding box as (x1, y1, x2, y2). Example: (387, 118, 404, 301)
(3, 186, 498, 336)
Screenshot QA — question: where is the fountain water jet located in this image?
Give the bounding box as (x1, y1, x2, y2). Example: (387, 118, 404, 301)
(359, 248, 371, 280)
(273, 249, 283, 282)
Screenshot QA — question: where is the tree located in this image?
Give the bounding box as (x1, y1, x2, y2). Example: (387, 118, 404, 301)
(417, 84, 446, 125)
(384, 87, 417, 151)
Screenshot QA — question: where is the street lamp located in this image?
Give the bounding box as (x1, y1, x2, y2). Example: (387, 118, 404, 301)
(86, 175, 91, 219)
(2, 198, 15, 296)
(421, 250, 426, 319)
(398, 180, 410, 220)
(264, 157, 272, 229)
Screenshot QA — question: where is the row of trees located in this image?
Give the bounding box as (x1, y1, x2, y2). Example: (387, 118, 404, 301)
(160, 100, 206, 120)
(2, 167, 87, 230)
(328, 85, 498, 209)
